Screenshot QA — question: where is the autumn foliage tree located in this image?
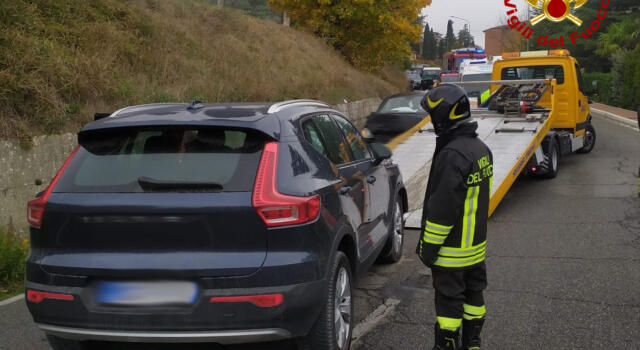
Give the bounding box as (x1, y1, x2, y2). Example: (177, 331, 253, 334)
(267, 0, 431, 71)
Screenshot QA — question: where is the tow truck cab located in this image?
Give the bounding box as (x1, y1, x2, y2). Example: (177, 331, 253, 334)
(491, 50, 596, 161)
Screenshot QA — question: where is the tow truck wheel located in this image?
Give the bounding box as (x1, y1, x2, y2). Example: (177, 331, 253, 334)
(541, 137, 559, 179)
(577, 124, 596, 154)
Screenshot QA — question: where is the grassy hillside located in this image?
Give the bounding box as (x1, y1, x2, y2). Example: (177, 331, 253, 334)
(0, 0, 406, 143)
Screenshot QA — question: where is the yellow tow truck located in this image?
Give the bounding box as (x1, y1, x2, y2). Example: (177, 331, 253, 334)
(396, 50, 597, 220)
(457, 49, 597, 214)
(493, 49, 597, 160)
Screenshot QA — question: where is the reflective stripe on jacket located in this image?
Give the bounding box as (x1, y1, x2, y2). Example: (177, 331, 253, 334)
(419, 132, 493, 270)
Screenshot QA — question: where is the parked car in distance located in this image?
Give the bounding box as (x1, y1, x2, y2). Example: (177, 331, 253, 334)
(363, 92, 428, 144)
(421, 67, 442, 90)
(405, 70, 423, 90)
(25, 100, 408, 350)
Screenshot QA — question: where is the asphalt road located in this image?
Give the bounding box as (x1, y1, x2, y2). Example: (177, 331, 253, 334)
(1, 114, 638, 349)
(351, 115, 640, 349)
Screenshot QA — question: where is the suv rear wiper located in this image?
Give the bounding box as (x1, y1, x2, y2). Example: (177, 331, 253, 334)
(138, 177, 223, 192)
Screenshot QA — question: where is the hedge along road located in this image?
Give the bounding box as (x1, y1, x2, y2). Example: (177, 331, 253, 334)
(2, 114, 639, 349)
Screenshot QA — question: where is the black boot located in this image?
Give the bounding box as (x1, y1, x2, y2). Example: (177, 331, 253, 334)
(433, 323, 460, 350)
(461, 318, 484, 350)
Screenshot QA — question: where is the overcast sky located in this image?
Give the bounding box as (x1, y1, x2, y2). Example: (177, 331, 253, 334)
(421, 0, 528, 48)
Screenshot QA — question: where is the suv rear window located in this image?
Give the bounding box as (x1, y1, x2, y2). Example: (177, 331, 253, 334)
(54, 127, 265, 193)
(501, 65, 565, 84)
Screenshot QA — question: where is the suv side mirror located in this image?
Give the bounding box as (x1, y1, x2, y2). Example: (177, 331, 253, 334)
(591, 80, 600, 96)
(370, 142, 392, 165)
(361, 128, 376, 144)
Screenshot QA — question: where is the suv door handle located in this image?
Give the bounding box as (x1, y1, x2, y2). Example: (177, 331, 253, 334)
(339, 186, 352, 195)
(367, 176, 377, 184)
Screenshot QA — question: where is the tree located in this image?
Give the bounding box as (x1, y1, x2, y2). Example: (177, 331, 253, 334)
(457, 24, 473, 48)
(437, 37, 446, 59)
(268, 0, 431, 70)
(422, 23, 433, 59)
(596, 18, 640, 109)
(597, 18, 640, 56)
(411, 15, 426, 54)
(445, 19, 456, 51)
(429, 28, 437, 60)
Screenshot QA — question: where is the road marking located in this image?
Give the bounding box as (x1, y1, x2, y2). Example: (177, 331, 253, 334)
(0, 294, 24, 307)
(351, 298, 401, 346)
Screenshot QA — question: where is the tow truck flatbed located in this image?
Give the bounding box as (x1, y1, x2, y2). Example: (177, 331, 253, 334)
(399, 79, 557, 227)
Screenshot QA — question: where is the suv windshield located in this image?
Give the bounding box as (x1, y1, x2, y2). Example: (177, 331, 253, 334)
(378, 95, 426, 114)
(54, 127, 265, 193)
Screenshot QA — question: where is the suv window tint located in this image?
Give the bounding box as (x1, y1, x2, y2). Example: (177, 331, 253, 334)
(312, 114, 351, 165)
(332, 115, 371, 161)
(55, 127, 264, 193)
(501, 65, 565, 84)
(302, 119, 329, 158)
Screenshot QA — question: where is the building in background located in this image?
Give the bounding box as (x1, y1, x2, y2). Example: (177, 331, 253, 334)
(484, 25, 523, 57)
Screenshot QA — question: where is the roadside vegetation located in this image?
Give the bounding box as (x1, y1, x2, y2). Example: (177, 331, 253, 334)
(0, 0, 407, 144)
(0, 228, 28, 301)
(529, 0, 640, 110)
(267, 0, 431, 71)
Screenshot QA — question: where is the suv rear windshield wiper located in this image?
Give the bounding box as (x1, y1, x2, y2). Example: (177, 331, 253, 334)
(138, 177, 224, 192)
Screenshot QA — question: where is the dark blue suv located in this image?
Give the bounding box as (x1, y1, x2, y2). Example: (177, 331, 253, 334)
(25, 100, 407, 350)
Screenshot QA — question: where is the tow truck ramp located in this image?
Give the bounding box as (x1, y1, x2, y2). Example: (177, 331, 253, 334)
(401, 80, 555, 228)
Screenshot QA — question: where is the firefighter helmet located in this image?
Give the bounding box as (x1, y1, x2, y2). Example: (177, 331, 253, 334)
(421, 84, 471, 136)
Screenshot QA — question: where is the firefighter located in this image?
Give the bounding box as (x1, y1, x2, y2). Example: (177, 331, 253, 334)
(416, 84, 493, 350)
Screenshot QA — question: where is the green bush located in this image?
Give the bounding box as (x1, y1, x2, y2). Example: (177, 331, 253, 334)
(0, 229, 28, 299)
(619, 46, 640, 110)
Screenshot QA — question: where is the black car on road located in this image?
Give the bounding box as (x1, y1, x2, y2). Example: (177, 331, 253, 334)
(363, 92, 428, 144)
(25, 100, 408, 350)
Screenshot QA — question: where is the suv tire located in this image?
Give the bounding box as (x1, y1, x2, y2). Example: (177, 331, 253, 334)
(298, 251, 353, 350)
(378, 196, 404, 264)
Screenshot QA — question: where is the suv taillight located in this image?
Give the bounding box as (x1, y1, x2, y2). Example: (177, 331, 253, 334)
(252, 142, 321, 227)
(27, 146, 80, 228)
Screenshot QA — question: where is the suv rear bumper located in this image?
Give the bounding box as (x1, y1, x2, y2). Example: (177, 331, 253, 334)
(26, 277, 326, 342)
(38, 324, 291, 344)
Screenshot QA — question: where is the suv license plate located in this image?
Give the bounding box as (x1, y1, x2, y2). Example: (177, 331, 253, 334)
(95, 281, 199, 306)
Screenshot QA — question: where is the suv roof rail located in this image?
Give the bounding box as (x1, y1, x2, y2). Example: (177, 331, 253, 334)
(267, 100, 332, 114)
(108, 103, 185, 118)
